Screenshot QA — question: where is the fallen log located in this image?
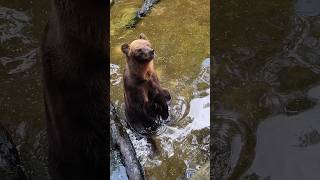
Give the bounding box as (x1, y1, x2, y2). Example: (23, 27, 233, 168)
(110, 104, 145, 180)
(126, 0, 160, 28)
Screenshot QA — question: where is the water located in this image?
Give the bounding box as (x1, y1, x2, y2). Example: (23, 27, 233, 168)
(0, 1, 49, 179)
(213, 0, 320, 179)
(110, 0, 210, 179)
(3, 0, 316, 179)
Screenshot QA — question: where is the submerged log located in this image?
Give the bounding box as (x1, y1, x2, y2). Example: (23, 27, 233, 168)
(110, 104, 145, 180)
(126, 0, 160, 28)
(136, 0, 160, 18)
(0, 124, 27, 180)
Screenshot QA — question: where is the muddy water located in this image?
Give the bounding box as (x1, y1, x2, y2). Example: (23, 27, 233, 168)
(110, 0, 210, 179)
(0, 1, 49, 179)
(213, 0, 320, 179)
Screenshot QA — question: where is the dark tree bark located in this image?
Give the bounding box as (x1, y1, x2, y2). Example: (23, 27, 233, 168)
(41, 0, 109, 179)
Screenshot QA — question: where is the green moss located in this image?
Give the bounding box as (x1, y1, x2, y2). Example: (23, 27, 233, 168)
(278, 66, 320, 94)
(197, 82, 209, 91)
(285, 97, 316, 115)
(110, 7, 139, 36)
(310, 22, 320, 38)
(125, 16, 140, 28)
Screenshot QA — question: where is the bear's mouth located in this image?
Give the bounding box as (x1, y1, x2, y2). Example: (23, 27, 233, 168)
(149, 53, 154, 60)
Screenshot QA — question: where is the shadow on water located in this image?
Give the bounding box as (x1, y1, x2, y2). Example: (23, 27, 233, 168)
(110, 0, 210, 179)
(213, 0, 320, 179)
(0, 1, 49, 179)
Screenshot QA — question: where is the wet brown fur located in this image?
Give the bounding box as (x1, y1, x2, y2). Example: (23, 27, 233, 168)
(121, 33, 170, 135)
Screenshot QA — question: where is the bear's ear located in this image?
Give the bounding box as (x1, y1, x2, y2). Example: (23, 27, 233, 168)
(139, 33, 148, 40)
(121, 43, 129, 55)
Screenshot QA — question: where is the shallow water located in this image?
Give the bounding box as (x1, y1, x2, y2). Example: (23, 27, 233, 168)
(0, 1, 49, 179)
(213, 0, 320, 179)
(110, 0, 210, 179)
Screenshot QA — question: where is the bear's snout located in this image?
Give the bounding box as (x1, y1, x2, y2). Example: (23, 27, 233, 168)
(149, 49, 155, 58)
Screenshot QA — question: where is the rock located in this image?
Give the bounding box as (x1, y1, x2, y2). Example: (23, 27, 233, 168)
(0, 124, 27, 180)
(191, 162, 210, 180)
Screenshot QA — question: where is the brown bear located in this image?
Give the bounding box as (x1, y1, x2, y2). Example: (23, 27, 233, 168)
(41, 0, 108, 179)
(121, 33, 171, 136)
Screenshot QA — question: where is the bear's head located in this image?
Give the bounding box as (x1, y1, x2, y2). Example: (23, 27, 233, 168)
(121, 33, 155, 64)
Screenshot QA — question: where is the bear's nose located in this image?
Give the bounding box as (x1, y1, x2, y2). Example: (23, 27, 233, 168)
(150, 49, 155, 54)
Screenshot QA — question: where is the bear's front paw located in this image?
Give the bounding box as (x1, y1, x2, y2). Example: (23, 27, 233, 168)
(158, 102, 169, 120)
(154, 92, 168, 104)
(149, 103, 161, 118)
(160, 109, 169, 120)
(162, 89, 171, 102)
(152, 102, 169, 120)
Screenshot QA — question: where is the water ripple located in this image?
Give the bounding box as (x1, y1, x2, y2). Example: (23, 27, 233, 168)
(0, 6, 31, 44)
(0, 48, 39, 74)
